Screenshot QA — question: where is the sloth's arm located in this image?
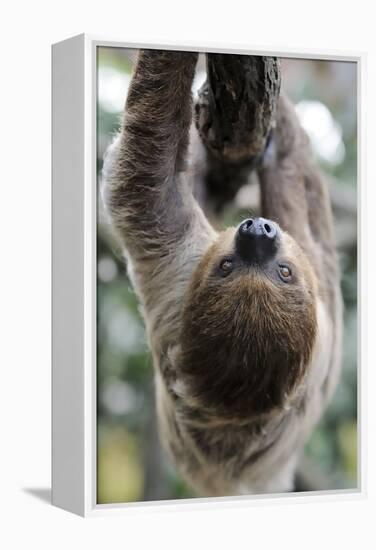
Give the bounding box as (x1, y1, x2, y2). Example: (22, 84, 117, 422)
(103, 50, 212, 263)
(258, 95, 335, 252)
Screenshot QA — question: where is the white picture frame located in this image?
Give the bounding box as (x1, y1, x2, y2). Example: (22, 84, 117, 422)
(52, 33, 364, 517)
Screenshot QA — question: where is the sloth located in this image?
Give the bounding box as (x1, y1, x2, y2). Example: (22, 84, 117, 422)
(102, 50, 343, 496)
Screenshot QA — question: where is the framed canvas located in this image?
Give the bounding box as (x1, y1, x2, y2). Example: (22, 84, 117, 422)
(52, 34, 364, 517)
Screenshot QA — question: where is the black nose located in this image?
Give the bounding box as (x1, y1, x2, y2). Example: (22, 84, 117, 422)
(236, 217, 279, 262)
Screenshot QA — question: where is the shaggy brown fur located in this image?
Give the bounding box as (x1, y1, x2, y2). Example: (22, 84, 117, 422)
(179, 229, 318, 419)
(102, 50, 342, 496)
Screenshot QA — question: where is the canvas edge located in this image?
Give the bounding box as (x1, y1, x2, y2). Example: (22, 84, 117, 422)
(52, 33, 86, 516)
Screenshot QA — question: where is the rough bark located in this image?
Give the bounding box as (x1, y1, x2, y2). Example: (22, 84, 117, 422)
(195, 54, 281, 212)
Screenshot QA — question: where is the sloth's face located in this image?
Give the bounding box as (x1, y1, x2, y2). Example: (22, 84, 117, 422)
(179, 218, 318, 418)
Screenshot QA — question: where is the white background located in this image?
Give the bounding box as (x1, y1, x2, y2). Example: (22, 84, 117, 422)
(0, 1, 375, 548)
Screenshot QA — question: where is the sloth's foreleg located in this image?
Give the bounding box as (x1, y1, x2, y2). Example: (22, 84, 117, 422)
(102, 50, 201, 262)
(102, 50, 216, 343)
(257, 95, 314, 250)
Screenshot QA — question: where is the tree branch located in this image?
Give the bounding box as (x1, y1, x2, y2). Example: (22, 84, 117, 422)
(194, 54, 281, 212)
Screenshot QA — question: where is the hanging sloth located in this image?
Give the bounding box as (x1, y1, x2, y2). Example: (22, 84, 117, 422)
(102, 50, 342, 496)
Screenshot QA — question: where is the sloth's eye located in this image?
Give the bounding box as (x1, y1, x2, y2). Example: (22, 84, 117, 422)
(220, 258, 233, 275)
(278, 264, 292, 281)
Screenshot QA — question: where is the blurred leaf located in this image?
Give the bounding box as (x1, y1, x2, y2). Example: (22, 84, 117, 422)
(338, 421, 358, 481)
(97, 426, 144, 503)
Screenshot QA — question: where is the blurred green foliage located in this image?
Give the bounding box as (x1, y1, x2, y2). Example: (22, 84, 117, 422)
(97, 48, 358, 503)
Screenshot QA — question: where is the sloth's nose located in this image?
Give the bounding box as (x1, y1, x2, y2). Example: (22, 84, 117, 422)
(236, 217, 279, 262)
